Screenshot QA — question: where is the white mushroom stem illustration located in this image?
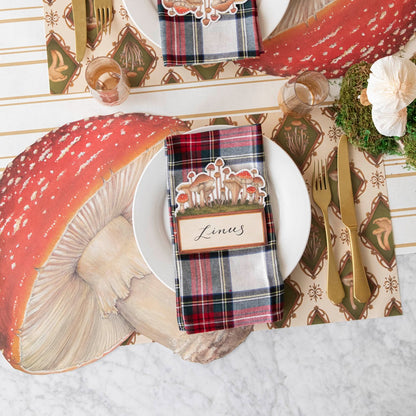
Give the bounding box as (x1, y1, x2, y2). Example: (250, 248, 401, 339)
(189, 173, 215, 207)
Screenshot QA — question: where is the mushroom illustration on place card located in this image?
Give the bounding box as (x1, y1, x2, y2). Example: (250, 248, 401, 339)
(0, 114, 253, 374)
(174, 158, 267, 216)
(161, 0, 248, 26)
(173, 158, 269, 254)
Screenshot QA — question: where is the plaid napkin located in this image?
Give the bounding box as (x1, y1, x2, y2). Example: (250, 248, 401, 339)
(157, 0, 263, 66)
(165, 125, 284, 334)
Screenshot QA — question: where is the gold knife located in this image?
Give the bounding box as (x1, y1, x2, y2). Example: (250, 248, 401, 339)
(338, 134, 371, 303)
(72, 0, 87, 62)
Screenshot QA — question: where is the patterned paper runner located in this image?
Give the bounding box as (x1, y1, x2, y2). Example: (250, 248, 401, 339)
(127, 108, 401, 347)
(43, 0, 259, 94)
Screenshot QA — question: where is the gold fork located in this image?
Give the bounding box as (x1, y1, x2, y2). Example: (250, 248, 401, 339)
(94, 0, 113, 33)
(312, 160, 345, 304)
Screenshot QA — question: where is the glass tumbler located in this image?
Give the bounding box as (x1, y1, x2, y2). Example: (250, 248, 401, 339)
(278, 71, 329, 115)
(85, 57, 130, 106)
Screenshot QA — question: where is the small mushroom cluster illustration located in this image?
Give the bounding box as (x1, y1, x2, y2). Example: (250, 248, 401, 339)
(175, 158, 267, 214)
(161, 0, 246, 26)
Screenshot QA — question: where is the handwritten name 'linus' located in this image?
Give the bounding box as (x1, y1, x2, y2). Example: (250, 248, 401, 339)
(194, 224, 245, 241)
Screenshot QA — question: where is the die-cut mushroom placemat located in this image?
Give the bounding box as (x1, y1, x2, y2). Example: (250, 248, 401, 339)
(0, 109, 402, 373)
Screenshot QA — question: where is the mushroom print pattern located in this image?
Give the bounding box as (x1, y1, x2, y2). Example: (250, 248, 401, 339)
(0, 113, 252, 373)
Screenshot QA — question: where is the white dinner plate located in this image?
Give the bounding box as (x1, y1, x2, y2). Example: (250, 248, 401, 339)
(132, 126, 311, 292)
(122, 0, 290, 47)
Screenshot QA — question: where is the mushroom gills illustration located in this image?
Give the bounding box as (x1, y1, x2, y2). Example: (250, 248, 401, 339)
(0, 113, 252, 373)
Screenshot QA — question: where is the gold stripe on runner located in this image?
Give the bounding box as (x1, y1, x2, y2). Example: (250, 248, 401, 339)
(390, 213, 416, 219)
(0, 6, 43, 12)
(0, 17, 44, 24)
(0, 128, 52, 137)
(395, 242, 416, 249)
(0, 48, 46, 56)
(390, 207, 416, 212)
(386, 171, 416, 179)
(0, 60, 47, 68)
(0, 45, 45, 52)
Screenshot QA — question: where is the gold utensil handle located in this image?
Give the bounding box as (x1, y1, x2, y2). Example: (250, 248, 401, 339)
(323, 211, 345, 304)
(348, 226, 371, 303)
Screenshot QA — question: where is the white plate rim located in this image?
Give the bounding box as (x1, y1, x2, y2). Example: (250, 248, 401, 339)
(132, 126, 311, 292)
(121, 0, 290, 47)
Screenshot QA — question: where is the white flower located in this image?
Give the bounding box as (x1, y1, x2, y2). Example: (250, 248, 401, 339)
(372, 107, 407, 137)
(367, 56, 416, 113)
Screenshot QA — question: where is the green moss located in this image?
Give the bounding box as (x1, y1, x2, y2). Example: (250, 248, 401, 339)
(177, 202, 263, 217)
(334, 57, 416, 169)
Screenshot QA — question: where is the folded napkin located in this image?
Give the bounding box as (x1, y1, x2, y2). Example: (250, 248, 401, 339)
(157, 0, 263, 67)
(165, 125, 284, 334)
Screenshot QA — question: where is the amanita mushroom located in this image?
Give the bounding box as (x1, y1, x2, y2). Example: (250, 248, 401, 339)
(0, 113, 252, 373)
(236, 170, 253, 203)
(252, 176, 265, 200)
(177, 171, 196, 208)
(176, 193, 189, 213)
(240, 0, 416, 78)
(246, 186, 257, 204)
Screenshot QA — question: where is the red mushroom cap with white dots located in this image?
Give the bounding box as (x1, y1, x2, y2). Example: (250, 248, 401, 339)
(0, 113, 187, 373)
(240, 0, 416, 78)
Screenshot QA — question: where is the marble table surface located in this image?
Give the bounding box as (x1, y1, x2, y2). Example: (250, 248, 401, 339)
(2, 1, 416, 415)
(1, 253, 415, 416)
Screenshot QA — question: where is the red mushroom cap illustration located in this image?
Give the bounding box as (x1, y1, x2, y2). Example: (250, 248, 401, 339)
(236, 170, 252, 180)
(177, 193, 189, 203)
(240, 0, 416, 78)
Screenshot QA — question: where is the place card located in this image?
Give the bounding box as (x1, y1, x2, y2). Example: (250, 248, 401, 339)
(174, 157, 268, 254)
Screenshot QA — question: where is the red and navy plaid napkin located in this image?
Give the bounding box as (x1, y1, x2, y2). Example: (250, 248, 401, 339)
(157, 0, 263, 66)
(165, 125, 284, 334)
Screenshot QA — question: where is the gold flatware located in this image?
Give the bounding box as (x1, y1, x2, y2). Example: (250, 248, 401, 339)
(312, 159, 345, 304)
(337, 134, 371, 303)
(72, 0, 87, 62)
(94, 0, 113, 33)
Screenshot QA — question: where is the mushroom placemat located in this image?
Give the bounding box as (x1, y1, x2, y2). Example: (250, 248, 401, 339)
(0, 109, 402, 373)
(42, 0, 416, 94)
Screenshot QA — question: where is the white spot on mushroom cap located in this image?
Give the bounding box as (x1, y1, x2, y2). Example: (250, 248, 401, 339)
(58, 133, 71, 143)
(100, 133, 112, 142)
(76, 149, 104, 176)
(13, 214, 25, 234)
(56, 136, 81, 161)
